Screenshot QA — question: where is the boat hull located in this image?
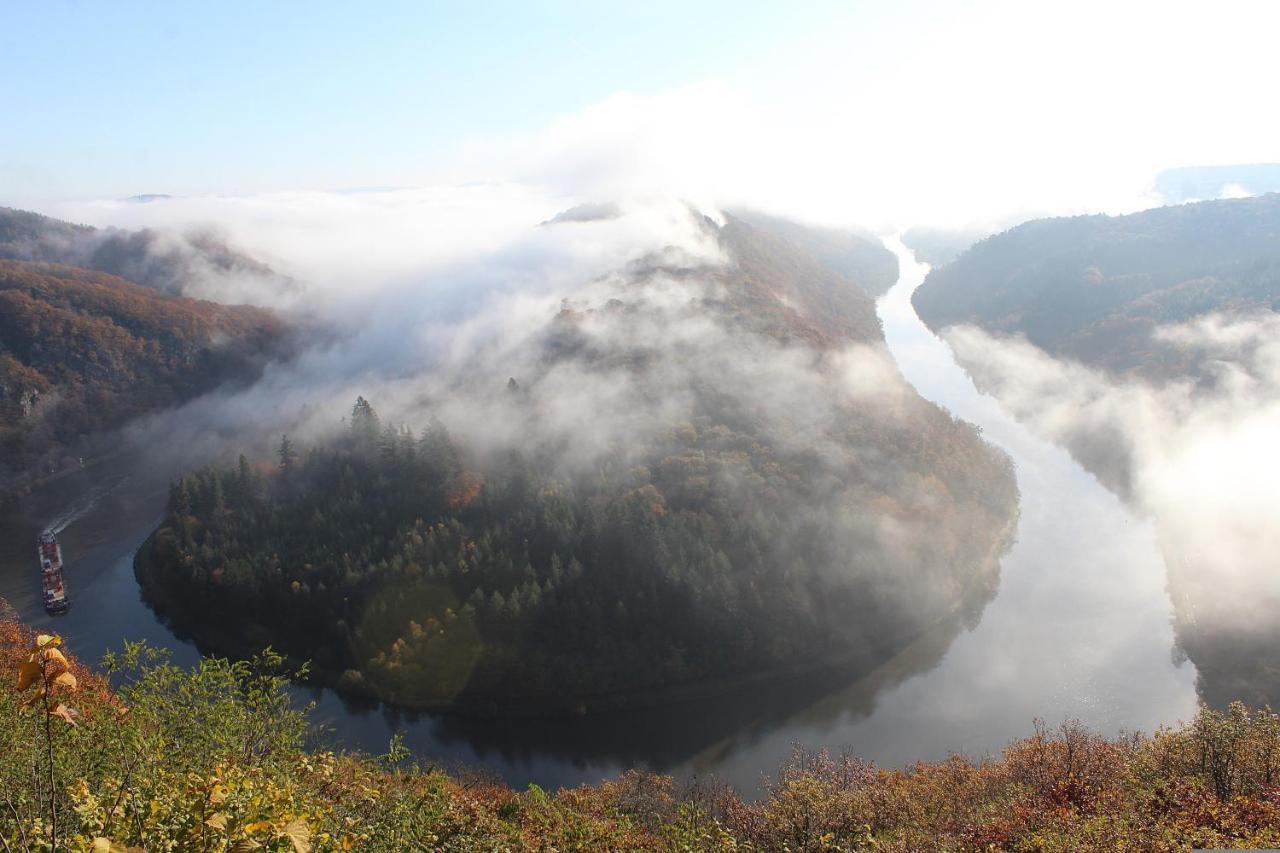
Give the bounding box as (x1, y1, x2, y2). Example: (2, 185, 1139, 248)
(37, 531, 70, 615)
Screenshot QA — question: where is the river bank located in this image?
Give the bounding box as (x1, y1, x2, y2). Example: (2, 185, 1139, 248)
(0, 238, 1198, 793)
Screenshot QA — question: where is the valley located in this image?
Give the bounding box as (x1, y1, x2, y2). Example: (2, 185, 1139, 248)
(0, 232, 1200, 793)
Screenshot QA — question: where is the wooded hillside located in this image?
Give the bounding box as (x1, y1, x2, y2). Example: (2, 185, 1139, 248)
(0, 259, 290, 501)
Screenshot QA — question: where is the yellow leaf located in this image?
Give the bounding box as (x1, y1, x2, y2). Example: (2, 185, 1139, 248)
(36, 633, 59, 647)
(91, 839, 127, 853)
(50, 703, 78, 726)
(205, 812, 228, 831)
(17, 660, 40, 690)
(231, 841, 263, 852)
(54, 671, 77, 690)
(243, 821, 272, 834)
(21, 685, 46, 708)
(44, 647, 69, 667)
(282, 819, 311, 853)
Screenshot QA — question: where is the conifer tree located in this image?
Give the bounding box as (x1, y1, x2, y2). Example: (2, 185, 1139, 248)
(351, 396, 381, 449)
(278, 434, 298, 470)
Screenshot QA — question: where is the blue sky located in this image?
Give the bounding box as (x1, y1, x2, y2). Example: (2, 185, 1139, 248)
(5, 0, 1279, 225)
(1, 1, 859, 200)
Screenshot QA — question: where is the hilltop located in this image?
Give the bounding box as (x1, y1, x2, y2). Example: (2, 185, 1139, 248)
(136, 213, 1018, 712)
(911, 193, 1280, 380)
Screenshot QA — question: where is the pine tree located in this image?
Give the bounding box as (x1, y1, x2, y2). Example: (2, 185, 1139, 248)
(207, 471, 226, 515)
(379, 424, 399, 465)
(168, 476, 193, 517)
(278, 434, 298, 470)
(351, 396, 381, 449)
(237, 454, 256, 502)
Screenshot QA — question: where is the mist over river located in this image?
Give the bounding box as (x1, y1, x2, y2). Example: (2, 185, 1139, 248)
(0, 240, 1198, 794)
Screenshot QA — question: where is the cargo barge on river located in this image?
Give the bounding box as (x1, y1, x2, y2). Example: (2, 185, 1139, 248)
(37, 531, 70, 614)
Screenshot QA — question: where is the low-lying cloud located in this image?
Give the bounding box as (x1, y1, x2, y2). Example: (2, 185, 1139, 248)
(96, 195, 1012, 649)
(944, 312, 1280, 701)
(102, 195, 723, 458)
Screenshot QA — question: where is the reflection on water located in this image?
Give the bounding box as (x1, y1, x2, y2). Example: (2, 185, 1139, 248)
(694, 238, 1198, 788)
(0, 239, 1198, 793)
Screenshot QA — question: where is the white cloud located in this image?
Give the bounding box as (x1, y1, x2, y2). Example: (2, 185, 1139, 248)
(944, 312, 1280, 641)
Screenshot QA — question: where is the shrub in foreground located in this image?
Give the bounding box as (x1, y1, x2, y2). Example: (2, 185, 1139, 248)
(3, 619, 1280, 851)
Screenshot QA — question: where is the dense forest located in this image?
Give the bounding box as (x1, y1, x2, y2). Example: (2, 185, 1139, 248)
(911, 193, 1280, 379)
(731, 210, 900, 297)
(137, 215, 1018, 711)
(0, 258, 291, 504)
(7, 618, 1280, 851)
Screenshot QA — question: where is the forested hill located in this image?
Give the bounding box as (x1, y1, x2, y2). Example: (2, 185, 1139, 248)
(0, 205, 294, 298)
(909, 196, 1280, 712)
(0, 260, 291, 501)
(728, 210, 900, 299)
(138, 213, 1018, 713)
(911, 193, 1280, 378)
(704, 213, 887, 345)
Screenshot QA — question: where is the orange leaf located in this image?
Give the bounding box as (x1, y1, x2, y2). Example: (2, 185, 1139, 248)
(17, 660, 40, 691)
(54, 671, 77, 690)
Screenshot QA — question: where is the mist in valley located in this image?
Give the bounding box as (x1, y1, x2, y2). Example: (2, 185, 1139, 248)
(944, 312, 1280, 707)
(4, 0, 1280, 807)
(15, 150, 1277, 724)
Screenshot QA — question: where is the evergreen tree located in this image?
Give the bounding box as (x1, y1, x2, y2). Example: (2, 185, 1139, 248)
(209, 471, 226, 514)
(351, 396, 381, 449)
(278, 434, 298, 470)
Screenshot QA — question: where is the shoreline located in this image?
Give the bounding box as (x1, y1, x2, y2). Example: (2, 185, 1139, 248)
(132, 497, 1019, 720)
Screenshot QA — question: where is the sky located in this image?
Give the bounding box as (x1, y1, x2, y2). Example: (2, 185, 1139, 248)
(4, 0, 1280, 228)
(3, 1, 1278, 750)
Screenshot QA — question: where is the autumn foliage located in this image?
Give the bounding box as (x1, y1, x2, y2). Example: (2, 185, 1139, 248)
(4, 617, 1280, 850)
(0, 259, 289, 502)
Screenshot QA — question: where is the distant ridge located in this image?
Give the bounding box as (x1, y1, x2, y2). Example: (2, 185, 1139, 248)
(0, 205, 295, 299)
(1155, 163, 1280, 203)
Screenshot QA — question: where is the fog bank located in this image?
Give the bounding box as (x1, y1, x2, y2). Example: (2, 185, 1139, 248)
(945, 313, 1280, 703)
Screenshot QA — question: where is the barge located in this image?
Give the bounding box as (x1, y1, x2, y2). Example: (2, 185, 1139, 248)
(37, 530, 70, 615)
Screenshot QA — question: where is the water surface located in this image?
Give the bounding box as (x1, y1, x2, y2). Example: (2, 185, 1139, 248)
(0, 239, 1198, 792)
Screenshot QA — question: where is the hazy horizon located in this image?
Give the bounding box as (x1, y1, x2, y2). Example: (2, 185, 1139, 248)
(6, 0, 1280, 232)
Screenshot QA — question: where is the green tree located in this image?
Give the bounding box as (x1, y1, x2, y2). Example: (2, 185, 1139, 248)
(277, 434, 298, 471)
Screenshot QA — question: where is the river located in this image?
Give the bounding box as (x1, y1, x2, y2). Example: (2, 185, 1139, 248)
(0, 238, 1199, 793)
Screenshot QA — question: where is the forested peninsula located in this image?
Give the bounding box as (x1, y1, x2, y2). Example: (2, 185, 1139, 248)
(136, 215, 1019, 713)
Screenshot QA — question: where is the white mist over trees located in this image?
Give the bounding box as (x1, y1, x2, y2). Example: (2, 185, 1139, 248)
(133, 208, 1019, 709)
(912, 194, 1280, 706)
